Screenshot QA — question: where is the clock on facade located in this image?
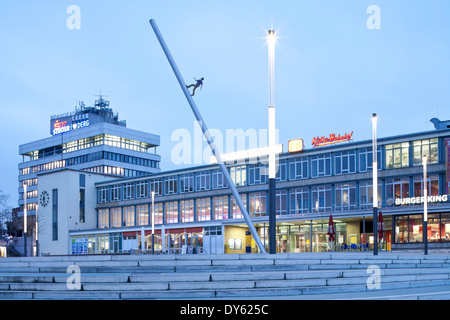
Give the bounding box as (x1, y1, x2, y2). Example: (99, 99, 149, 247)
(39, 190, 49, 207)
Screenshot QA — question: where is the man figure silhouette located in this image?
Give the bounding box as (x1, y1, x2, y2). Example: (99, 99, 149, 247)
(187, 77, 204, 96)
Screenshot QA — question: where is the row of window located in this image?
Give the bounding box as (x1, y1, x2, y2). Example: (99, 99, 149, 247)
(20, 151, 159, 177)
(25, 134, 153, 161)
(97, 174, 444, 228)
(96, 139, 439, 203)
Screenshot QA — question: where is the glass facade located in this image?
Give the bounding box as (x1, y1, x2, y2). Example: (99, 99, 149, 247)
(90, 133, 450, 254)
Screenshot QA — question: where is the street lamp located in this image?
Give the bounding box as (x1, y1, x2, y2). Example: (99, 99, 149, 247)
(267, 29, 277, 254)
(23, 182, 27, 257)
(423, 155, 428, 255)
(372, 113, 378, 255)
(151, 191, 155, 254)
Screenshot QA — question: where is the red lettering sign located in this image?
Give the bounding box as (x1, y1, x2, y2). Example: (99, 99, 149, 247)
(311, 131, 353, 147)
(54, 120, 68, 129)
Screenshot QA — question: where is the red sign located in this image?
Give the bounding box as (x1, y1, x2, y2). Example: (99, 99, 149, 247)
(312, 131, 353, 147)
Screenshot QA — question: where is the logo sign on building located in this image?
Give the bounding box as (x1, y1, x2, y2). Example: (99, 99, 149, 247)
(288, 139, 304, 153)
(51, 117, 90, 136)
(394, 195, 449, 206)
(312, 131, 353, 148)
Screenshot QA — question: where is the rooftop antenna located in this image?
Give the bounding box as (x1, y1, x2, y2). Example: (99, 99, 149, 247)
(94, 91, 110, 109)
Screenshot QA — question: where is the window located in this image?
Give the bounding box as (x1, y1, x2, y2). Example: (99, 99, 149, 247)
(179, 174, 194, 193)
(165, 201, 178, 223)
(136, 205, 148, 226)
(136, 181, 149, 198)
(164, 176, 178, 195)
(52, 189, 58, 240)
(276, 160, 287, 182)
(110, 208, 122, 228)
(385, 178, 410, 205)
(359, 147, 381, 172)
(290, 187, 309, 215)
(249, 164, 268, 185)
(385, 142, 409, 169)
(123, 183, 135, 200)
(359, 181, 381, 209)
(249, 192, 266, 217)
(149, 203, 163, 225)
(289, 157, 308, 180)
(213, 196, 228, 220)
(123, 206, 135, 226)
(413, 138, 438, 166)
(79, 188, 85, 223)
(212, 169, 227, 189)
(311, 154, 331, 177)
(196, 198, 211, 221)
(413, 175, 439, 197)
(110, 184, 121, 202)
(150, 179, 162, 196)
(276, 190, 287, 215)
(334, 151, 356, 175)
(312, 185, 332, 212)
(230, 166, 246, 186)
(196, 172, 210, 191)
(98, 209, 109, 228)
(180, 199, 194, 222)
(335, 183, 356, 211)
(98, 187, 108, 203)
(230, 194, 247, 219)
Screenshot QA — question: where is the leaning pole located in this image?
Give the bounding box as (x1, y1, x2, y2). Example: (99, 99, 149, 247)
(149, 19, 267, 254)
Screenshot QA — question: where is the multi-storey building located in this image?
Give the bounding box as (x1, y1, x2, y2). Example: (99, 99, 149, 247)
(17, 97, 160, 255)
(37, 119, 450, 255)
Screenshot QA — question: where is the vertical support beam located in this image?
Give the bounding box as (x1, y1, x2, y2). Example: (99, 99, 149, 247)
(372, 113, 378, 255)
(149, 19, 266, 254)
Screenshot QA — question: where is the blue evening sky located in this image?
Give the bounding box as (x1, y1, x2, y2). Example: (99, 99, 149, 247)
(0, 1, 449, 207)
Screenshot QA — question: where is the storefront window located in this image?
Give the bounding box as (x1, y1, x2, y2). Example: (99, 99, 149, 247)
(441, 213, 450, 242)
(408, 215, 423, 243)
(428, 214, 441, 242)
(395, 215, 408, 243)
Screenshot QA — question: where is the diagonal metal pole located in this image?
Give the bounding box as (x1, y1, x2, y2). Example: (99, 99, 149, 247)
(149, 19, 267, 254)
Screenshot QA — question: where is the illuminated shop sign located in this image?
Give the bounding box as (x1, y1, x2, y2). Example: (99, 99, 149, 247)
(394, 195, 449, 206)
(312, 131, 353, 147)
(288, 139, 304, 153)
(52, 119, 89, 136)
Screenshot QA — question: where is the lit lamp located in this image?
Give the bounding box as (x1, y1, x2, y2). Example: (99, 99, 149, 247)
(372, 113, 378, 255)
(151, 191, 155, 254)
(423, 155, 428, 255)
(23, 182, 27, 257)
(267, 28, 277, 255)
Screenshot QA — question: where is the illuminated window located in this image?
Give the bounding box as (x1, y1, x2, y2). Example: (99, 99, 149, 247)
(385, 143, 409, 169)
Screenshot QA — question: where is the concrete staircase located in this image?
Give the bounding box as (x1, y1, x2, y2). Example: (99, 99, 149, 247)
(0, 252, 449, 300)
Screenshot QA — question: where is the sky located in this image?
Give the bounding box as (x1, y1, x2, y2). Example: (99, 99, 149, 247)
(0, 1, 449, 208)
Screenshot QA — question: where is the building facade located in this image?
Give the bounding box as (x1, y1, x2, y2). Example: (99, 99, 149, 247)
(18, 97, 161, 255)
(38, 123, 450, 255)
